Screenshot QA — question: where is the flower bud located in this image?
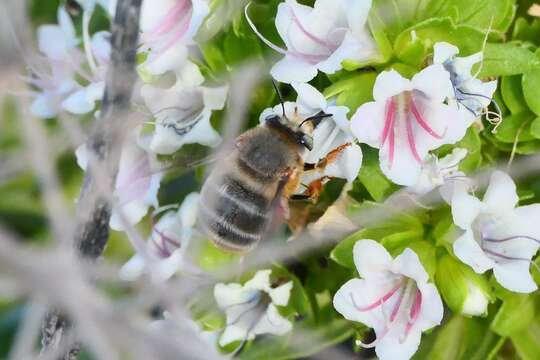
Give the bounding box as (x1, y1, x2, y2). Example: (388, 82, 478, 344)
(435, 254, 493, 316)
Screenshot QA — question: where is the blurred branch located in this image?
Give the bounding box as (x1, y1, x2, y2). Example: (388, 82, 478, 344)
(41, 0, 143, 357)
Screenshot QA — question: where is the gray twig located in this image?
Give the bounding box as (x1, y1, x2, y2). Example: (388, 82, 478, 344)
(40, 0, 143, 357)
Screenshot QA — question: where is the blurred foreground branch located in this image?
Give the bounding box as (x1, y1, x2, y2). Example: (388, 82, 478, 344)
(41, 0, 143, 357)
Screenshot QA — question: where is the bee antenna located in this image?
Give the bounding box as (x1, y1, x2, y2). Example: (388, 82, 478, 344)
(299, 111, 333, 128)
(271, 79, 287, 118)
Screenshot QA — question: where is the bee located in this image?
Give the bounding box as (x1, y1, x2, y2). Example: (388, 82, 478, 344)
(197, 86, 339, 254)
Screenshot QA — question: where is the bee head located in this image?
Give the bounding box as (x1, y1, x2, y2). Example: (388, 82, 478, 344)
(265, 114, 314, 151)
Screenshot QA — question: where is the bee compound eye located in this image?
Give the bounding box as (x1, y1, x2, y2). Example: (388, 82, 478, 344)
(302, 134, 313, 151)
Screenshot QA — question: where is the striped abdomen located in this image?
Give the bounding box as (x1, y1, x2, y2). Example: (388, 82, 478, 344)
(198, 171, 275, 253)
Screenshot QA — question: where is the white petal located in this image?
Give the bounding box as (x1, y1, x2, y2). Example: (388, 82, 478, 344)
(91, 31, 111, 63)
(149, 125, 184, 155)
(219, 322, 249, 347)
(316, 34, 355, 74)
(268, 281, 293, 306)
(75, 144, 89, 170)
(85, 81, 105, 103)
(119, 254, 146, 281)
(324, 142, 363, 182)
(350, 101, 385, 148)
(513, 204, 540, 240)
(392, 248, 429, 284)
(292, 82, 327, 114)
(61, 88, 95, 114)
(453, 230, 494, 273)
(275, 0, 312, 48)
(179, 192, 200, 229)
(271, 56, 318, 84)
(353, 240, 393, 279)
(493, 261, 537, 293)
(373, 70, 412, 101)
(58, 6, 76, 41)
(451, 191, 483, 229)
(439, 173, 471, 204)
(483, 171, 518, 215)
(153, 249, 185, 281)
(245, 269, 273, 292)
(453, 52, 483, 80)
(333, 278, 392, 333)
(252, 304, 292, 336)
(411, 64, 453, 103)
(31, 94, 58, 119)
(179, 110, 222, 148)
(439, 147, 468, 169)
(202, 85, 228, 111)
(110, 200, 149, 231)
(214, 283, 258, 310)
(346, 0, 372, 36)
(38, 26, 70, 60)
(185, 0, 210, 40)
(433, 42, 459, 64)
(375, 326, 422, 360)
(378, 116, 423, 186)
(174, 61, 205, 90)
(143, 41, 189, 76)
(415, 283, 444, 331)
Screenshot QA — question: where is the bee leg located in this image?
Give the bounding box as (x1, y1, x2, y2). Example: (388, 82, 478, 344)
(310, 142, 352, 172)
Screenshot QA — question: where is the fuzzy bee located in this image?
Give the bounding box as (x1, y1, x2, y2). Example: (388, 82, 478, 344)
(197, 90, 348, 254)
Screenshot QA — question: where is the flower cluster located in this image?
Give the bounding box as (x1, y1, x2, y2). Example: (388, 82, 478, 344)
(25, 0, 540, 359)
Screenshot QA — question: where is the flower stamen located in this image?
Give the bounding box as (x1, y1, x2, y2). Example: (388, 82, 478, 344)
(406, 116, 422, 163)
(349, 282, 402, 312)
(410, 97, 444, 139)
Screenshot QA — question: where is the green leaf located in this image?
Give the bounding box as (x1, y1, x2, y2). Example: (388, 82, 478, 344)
(355, 146, 399, 201)
(424, 316, 503, 360)
(512, 17, 540, 46)
(461, 0, 516, 33)
(500, 76, 528, 114)
(402, 240, 437, 278)
(479, 43, 540, 77)
(491, 293, 536, 336)
(511, 316, 540, 360)
(394, 17, 485, 67)
(493, 112, 536, 143)
(323, 72, 376, 113)
(530, 117, 540, 139)
(331, 202, 424, 269)
(522, 66, 540, 116)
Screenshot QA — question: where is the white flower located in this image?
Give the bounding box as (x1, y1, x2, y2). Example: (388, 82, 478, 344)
(214, 270, 293, 347)
(260, 82, 362, 185)
(27, 6, 111, 117)
(433, 42, 497, 118)
(28, 6, 81, 118)
(76, 133, 162, 231)
(409, 148, 471, 203)
(333, 240, 443, 360)
(246, 0, 377, 83)
(120, 192, 199, 281)
(139, 0, 209, 77)
(451, 170, 540, 293)
(351, 65, 474, 186)
(62, 31, 110, 114)
(141, 61, 227, 155)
